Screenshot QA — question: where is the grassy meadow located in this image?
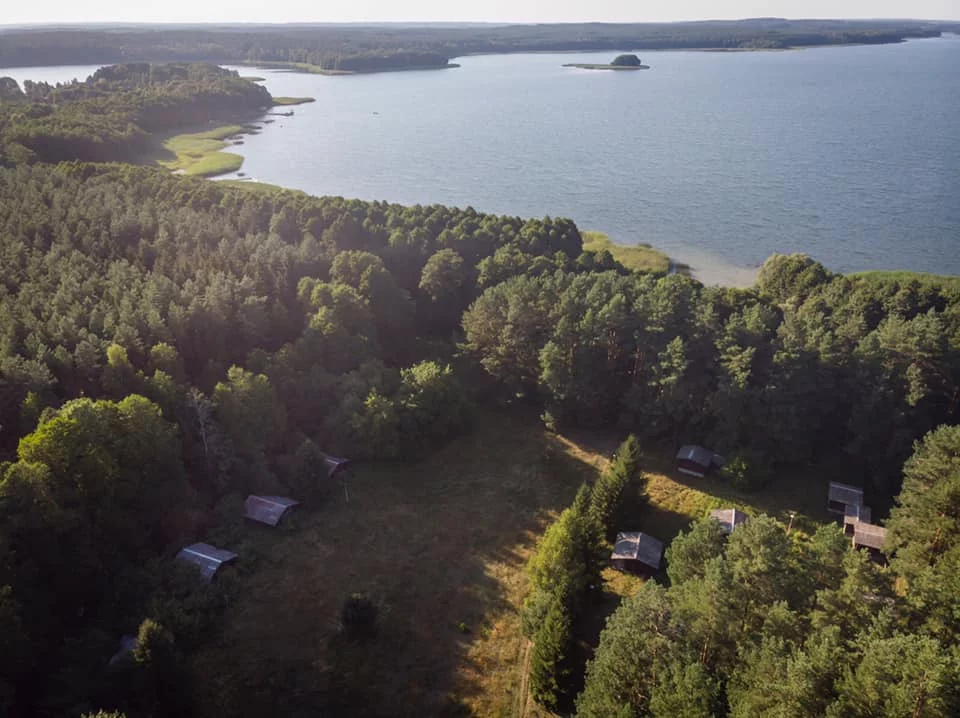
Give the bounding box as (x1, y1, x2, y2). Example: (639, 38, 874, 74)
(189, 412, 837, 717)
(272, 96, 316, 106)
(157, 125, 247, 177)
(581, 230, 673, 275)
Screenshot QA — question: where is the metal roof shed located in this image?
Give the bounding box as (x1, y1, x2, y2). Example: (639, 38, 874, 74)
(108, 634, 138, 667)
(828, 481, 864, 515)
(244, 495, 299, 526)
(321, 453, 351, 478)
(676, 445, 721, 478)
(176, 542, 238, 580)
(611, 531, 664, 572)
(710, 508, 749, 534)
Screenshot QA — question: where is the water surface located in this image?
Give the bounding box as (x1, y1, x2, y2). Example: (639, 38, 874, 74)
(3, 39, 958, 284)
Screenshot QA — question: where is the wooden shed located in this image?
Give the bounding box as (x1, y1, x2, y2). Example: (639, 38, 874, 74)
(710, 508, 749, 535)
(244, 495, 299, 527)
(676, 445, 722, 478)
(828, 481, 864, 516)
(176, 542, 238, 581)
(611, 531, 664, 573)
(852, 522, 888, 563)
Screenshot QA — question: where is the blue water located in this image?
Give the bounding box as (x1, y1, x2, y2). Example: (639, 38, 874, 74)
(3, 37, 959, 283)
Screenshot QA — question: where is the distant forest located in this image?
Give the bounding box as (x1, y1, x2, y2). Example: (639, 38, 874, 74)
(0, 19, 954, 72)
(0, 63, 271, 165)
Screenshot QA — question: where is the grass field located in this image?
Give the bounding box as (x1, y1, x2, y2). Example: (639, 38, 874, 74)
(157, 125, 247, 177)
(190, 415, 836, 717)
(581, 230, 673, 275)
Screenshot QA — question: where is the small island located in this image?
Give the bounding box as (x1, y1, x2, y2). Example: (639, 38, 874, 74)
(563, 53, 650, 70)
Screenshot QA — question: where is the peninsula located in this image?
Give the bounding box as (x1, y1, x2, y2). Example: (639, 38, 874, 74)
(563, 53, 650, 70)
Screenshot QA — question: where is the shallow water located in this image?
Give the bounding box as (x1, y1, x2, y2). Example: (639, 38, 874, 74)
(3, 37, 958, 285)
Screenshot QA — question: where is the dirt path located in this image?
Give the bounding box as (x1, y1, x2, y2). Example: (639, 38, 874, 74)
(517, 638, 533, 718)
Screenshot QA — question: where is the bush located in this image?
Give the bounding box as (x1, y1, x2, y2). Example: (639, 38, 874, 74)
(341, 593, 378, 638)
(721, 452, 770, 492)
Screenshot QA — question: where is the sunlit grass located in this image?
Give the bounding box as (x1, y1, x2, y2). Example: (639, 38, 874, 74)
(158, 125, 245, 177)
(582, 230, 672, 275)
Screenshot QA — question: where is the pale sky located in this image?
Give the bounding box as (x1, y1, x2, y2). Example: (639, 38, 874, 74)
(2, 0, 958, 26)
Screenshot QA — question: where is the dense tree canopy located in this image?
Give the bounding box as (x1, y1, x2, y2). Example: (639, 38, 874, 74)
(0, 63, 271, 166)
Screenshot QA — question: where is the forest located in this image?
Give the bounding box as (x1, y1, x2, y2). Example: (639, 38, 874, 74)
(0, 63, 271, 165)
(0, 19, 954, 72)
(0, 154, 957, 715)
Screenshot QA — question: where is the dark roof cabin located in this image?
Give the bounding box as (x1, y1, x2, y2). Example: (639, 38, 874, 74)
(828, 481, 864, 516)
(176, 542, 238, 581)
(321, 453, 351, 478)
(852, 522, 888, 563)
(611, 531, 664, 573)
(676, 445, 722, 478)
(710, 508, 749, 535)
(244, 495, 299, 526)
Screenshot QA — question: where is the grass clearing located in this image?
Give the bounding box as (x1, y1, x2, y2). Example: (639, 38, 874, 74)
(582, 230, 672, 275)
(272, 96, 316, 106)
(157, 125, 247, 177)
(190, 415, 836, 716)
(191, 412, 598, 717)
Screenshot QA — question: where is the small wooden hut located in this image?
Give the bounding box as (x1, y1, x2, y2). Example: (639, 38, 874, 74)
(710, 508, 749, 535)
(676, 445, 722, 478)
(611, 531, 664, 573)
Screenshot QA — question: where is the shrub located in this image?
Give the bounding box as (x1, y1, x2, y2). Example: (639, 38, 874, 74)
(341, 593, 378, 638)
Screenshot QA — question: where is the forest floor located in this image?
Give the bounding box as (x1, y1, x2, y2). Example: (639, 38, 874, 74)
(190, 412, 836, 717)
(581, 230, 675, 276)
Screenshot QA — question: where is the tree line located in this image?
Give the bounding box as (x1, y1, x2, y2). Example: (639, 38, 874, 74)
(0, 19, 950, 72)
(463, 254, 960, 507)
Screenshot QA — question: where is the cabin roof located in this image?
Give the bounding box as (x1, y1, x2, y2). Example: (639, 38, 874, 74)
(676, 445, 714, 468)
(176, 542, 238, 580)
(321, 453, 351, 478)
(611, 531, 664, 570)
(710, 508, 749, 534)
(244, 495, 299, 526)
(108, 634, 138, 667)
(853, 523, 888, 551)
(829, 481, 864, 507)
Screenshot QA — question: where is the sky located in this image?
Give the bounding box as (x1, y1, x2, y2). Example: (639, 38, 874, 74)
(3, 0, 958, 25)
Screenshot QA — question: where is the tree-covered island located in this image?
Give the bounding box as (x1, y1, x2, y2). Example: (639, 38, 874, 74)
(563, 53, 651, 70)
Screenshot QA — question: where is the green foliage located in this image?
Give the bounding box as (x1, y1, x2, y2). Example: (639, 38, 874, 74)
(665, 516, 728, 585)
(528, 597, 573, 711)
(0, 63, 271, 166)
(588, 435, 644, 539)
(720, 451, 770, 492)
(611, 54, 644, 67)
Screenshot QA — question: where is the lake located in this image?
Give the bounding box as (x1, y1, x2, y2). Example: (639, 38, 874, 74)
(3, 37, 959, 284)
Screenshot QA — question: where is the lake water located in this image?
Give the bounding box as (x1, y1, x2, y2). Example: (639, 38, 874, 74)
(3, 37, 959, 284)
